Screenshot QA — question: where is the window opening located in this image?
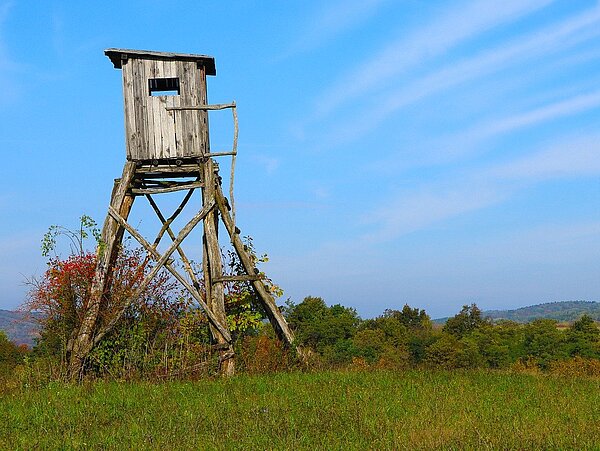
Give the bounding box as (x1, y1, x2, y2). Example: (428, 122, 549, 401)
(148, 77, 180, 96)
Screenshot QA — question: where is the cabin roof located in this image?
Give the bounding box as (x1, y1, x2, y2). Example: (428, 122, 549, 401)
(105, 48, 216, 76)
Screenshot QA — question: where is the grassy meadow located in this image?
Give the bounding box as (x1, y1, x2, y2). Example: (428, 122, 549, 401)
(2, 369, 600, 449)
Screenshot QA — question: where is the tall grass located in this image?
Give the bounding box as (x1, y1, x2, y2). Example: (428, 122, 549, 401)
(2, 370, 599, 449)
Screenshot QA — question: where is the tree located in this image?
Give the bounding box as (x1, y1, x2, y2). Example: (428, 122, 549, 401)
(443, 303, 489, 338)
(522, 319, 566, 369)
(284, 297, 360, 361)
(384, 304, 431, 329)
(565, 315, 600, 359)
(0, 331, 27, 374)
(26, 217, 188, 375)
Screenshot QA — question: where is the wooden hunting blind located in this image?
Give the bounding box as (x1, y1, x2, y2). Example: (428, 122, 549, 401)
(68, 49, 296, 378)
(105, 49, 215, 161)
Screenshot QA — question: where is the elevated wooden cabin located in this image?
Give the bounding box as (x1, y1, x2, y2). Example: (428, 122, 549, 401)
(105, 48, 216, 162)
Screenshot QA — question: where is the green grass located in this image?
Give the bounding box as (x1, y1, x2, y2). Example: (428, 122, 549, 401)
(2, 370, 600, 450)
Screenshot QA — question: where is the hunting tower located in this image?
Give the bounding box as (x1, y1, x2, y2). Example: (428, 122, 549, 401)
(68, 49, 296, 378)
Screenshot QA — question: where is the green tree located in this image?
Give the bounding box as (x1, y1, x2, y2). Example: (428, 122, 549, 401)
(284, 297, 360, 361)
(565, 314, 600, 359)
(424, 333, 461, 368)
(522, 319, 566, 369)
(0, 331, 26, 373)
(384, 305, 431, 329)
(443, 303, 489, 338)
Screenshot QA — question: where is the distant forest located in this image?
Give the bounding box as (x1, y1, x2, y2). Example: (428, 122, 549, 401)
(484, 301, 600, 323)
(2, 300, 599, 347)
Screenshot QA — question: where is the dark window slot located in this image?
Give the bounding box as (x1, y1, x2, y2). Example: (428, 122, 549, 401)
(148, 77, 180, 96)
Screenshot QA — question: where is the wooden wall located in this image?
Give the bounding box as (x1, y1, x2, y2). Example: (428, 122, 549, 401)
(121, 58, 209, 160)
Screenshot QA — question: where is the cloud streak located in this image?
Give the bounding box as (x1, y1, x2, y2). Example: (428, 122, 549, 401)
(361, 133, 600, 243)
(490, 135, 600, 181)
(313, 0, 556, 118)
(313, 4, 600, 151)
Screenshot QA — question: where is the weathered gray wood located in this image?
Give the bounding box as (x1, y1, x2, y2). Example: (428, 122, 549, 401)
(213, 275, 260, 283)
(135, 164, 203, 174)
(214, 183, 296, 349)
(166, 103, 236, 111)
(68, 161, 137, 380)
(121, 58, 137, 160)
(201, 151, 237, 157)
(109, 49, 214, 162)
(105, 48, 216, 75)
(203, 158, 234, 375)
(144, 193, 202, 292)
(132, 59, 148, 160)
(131, 181, 202, 195)
(102, 204, 231, 343)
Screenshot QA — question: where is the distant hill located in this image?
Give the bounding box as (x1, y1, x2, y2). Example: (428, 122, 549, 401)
(0, 309, 40, 347)
(435, 301, 600, 324)
(484, 301, 600, 323)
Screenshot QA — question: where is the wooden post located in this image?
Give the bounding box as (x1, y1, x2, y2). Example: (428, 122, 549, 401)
(214, 183, 298, 350)
(202, 159, 234, 375)
(67, 161, 137, 380)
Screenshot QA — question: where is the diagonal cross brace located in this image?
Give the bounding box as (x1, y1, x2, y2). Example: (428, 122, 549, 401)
(145, 193, 202, 291)
(103, 199, 232, 343)
(213, 184, 296, 348)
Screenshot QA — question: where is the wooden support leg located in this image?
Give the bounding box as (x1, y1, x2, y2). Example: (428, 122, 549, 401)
(213, 183, 301, 356)
(203, 160, 235, 375)
(67, 161, 137, 380)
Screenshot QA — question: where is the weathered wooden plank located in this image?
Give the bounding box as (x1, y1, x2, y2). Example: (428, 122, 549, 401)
(199, 65, 210, 156)
(121, 59, 137, 160)
(96, 199, 231, 343)
(144, 59, 157, 159)
(129, 59, 146, 160)
(203, 159, 234, 375)
(105, 48, 216, 76)
(132, 59, 148, 160)
(166, 102, 236, 111)
(131, 181, 202, 195)
(159, 60, 177, 159)
(214, 183, 297, 349)
(184, 61, 203, 157)
(212, 275, 260, 283)
(134, 164, 202, 174)
(68, 161, 137, 379)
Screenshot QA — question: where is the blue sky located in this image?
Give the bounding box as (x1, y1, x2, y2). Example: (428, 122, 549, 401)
(0, 0, 598, 318)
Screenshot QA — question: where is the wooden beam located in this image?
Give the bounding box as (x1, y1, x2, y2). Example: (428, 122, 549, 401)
(148, 189, 195, 249)
(145, 193, 203, 291)
(214, 184, 296, 348)
(212, 275, 260, 283)
(202, 158, 234, 375)
(166, 102, 235, 111)
(131, 181, 202, 195)
(103, 202, 232, 343)
(68, 161, 137, 380)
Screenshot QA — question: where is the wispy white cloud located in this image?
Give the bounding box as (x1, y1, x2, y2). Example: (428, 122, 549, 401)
(489, 135, 600, 181)
(361, 132, 600, 243)
(281, 0, 391, 58)
(362, 183, 506, 242)
(478, 91, 600, 139)
(442, 89, 600, 157)
(313, 4, 600, 151)
(313, 0, 556, 118)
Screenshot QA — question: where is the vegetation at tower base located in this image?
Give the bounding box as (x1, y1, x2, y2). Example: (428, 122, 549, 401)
(20, 217, 282, 380)
(5, 217, 600, 382)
